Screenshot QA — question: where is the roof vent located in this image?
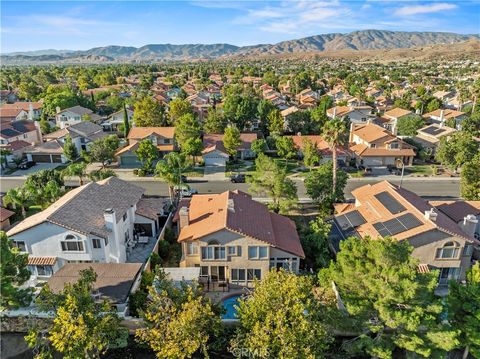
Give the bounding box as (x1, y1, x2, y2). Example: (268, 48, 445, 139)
(424, 208, 438, 222)
(227, 199, 235, 212)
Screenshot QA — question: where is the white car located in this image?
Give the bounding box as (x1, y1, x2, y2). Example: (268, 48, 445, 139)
(174, 186, 198, 198)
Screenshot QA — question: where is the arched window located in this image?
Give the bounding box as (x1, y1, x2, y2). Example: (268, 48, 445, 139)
(207, 239, 219, 246)
(436, 241, 460, 259)
(61, 234, 84, 252)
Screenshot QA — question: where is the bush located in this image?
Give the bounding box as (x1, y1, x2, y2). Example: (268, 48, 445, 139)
(128, 271, 155, 317)
(157, 240, 170, 261)
(163, 227, 176, 244)
(149, 252, 162, 269)
(133, 169, 139, 176)
(137, 169, 146, 177)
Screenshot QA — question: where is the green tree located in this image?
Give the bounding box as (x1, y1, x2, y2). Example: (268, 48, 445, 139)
(26, 268, 124, 359)
(322, 118, 347, 195)
(168, 98, 193, 123)
(250, 138, 267, 155)
(88, 169, 117, 182)
(231, 269, 332, 358)
(0, 231, 32, 310)
(267, 109, 283, 134)
(181, 137, 203, 165)
(302, 137, 320, 169)
(156, 152, 187, 203)
(122, 104, 130, 138)
(63, 135, 78, 162)
(320, 237, 458, 358)
(257, 99, 276, 134)
(223, 94, 258, 131)
(223, 125, 241, 158)
(175, 113, 201, 149)
(135, 139, 159, 172)
(248, 154, 297, 213)
(3, 187, 31, 218)
(85, 135, 120, 168)
(275, 136, 297, 165)
(39, 119, 53, 135)
(447, 262, 480, 359)
(435, 131, 478, 171)
(300, 218, 332, 270)
(305, 161, 347, 211)
(460, 152, 480, 200)
(203, 108, 226, 134)
(133, 97, 164, 127)
(63, 162, 87, 186)
(462, 111, 480, 137)
(397, 114, 424, 136)
(0, 149, 12, 169)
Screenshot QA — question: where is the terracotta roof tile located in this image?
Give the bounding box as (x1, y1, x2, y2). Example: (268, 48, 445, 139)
(0, 207, 15, 221)
(384, 108, 412, 119)
(127, 127, 175, 140)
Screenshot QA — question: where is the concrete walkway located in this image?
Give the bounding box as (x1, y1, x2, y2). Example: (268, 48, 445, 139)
(204, 165, 228, 181)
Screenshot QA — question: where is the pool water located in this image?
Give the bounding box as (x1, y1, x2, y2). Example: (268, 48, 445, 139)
(221, 294, 242, 319)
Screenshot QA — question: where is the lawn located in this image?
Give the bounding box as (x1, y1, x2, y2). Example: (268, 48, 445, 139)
(183, 167, 204, 177)
(406, 165, 437, 176)
(272, 158, 302, 174)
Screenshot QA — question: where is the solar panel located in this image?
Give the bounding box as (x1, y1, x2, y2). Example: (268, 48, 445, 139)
(397, 213, 423, 231)
(345, 210, 366, 227)
(375, 192, 406, 214)
(373, 222, 390, 237)
(336, 214, 353, 231)
(422, 126, 446, 136)
(383, 218, 405, 235)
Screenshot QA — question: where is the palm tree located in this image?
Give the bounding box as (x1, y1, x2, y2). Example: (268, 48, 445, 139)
(322, 117, 347, 196)
(63, 162, 87, 186)
(3, 187, 31, 218)
(155, 152, 186, 204)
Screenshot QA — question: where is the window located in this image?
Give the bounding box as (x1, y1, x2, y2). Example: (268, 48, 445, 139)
(201, 245, 226, 260)
(36, 265, 52, 277)
(227, 246, 239, 256)
(164, 138, 171, 144)
(436, 241, 460, 259)
(231, 268, 246, 282)
(187, 242, 199, 255)
(463, 245, 473, 257)
(370, 144, 377, 148)
(123, 213, 127, 221)
(23, 134, 28, 139)
(61, 235, 84, 252)
(92, 238, 102, 249)
(125, 231, 130, 243)
(104, 237, 109, 246)
(200, 266, 209, 276)
(15, 241, 26, 252)
(247, 269, 262, 281)
(390, 142, 399, 149)
(248, 246, 268, 259)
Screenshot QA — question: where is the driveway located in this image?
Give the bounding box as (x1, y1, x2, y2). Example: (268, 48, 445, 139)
(204, 165, 227, 181)
(6, 163, 63, 177)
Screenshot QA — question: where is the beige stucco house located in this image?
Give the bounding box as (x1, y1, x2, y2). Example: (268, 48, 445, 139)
(173, 190, 304, 287)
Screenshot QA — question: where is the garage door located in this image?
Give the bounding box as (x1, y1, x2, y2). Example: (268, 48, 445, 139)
(31, 154, 52, 163)
(204, 156, 227, 166)
(52, 155, 63, 163)
(120, 155, 141, 167)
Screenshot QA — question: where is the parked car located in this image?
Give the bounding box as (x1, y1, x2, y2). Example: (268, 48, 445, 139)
(181, 175, 188, 183)
(18, 161, 36, 170)
(174, 185, 198, 198)
(230, 173, 246, 183)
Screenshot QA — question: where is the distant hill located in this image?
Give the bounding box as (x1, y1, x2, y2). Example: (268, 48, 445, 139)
(2, 30, 479, 64)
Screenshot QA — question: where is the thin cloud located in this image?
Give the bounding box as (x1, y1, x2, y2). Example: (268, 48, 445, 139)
(394, 3, 457, 16)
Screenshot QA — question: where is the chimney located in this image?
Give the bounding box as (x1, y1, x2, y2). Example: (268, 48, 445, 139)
(439, 109, 445, 128)
(227, 199, 235, 213)
(424, 208, 438, 222)
(104, 208, 116, 230)
(179, 207, 190, 229)
(28, 103, 34, 121)
(461, 214, 478, 237)
(332, 107, 337, 119)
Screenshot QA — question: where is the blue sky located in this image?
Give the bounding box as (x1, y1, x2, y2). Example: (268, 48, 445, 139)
(1, 1, 479, 53)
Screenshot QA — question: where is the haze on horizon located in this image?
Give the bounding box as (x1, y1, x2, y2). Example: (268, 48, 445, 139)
(1, 0, 479, 53)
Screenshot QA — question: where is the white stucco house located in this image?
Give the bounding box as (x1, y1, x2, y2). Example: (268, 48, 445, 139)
(55, 106, 102, 129)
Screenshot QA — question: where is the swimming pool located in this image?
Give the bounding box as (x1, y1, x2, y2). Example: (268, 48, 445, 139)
(221, 294, 242, 319)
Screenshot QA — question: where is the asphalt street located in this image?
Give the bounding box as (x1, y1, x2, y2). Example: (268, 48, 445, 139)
(0, 176, 461, 201)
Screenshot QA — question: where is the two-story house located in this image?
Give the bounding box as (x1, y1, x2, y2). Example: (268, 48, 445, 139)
(202, 133, 257, 166)
(330, 181, 479, 294)
(0, 108, 28, 122)
(101, 108, 134, 132)
(287, 134, 350, 165)
(55, 106, 102, 129)
(423, 109, 466, 130)
(1, 102, 42, 120)
(0, 119, 42, 161)
(349, 122, 416, 168)
(173, 190, 304, 287)
(381, 107, 413, 134)
(24, 122, 108, 163)
(414, 123, 456, 156)
(327, 106, 376, 124)
(7, 177, 168, 281)
(115, 127, 175, 167)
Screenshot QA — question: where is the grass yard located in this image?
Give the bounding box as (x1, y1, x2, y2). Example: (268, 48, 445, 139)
(183, 167, 204, 177)
(272, 158, 302, 173)
(407, 165, 437, 176)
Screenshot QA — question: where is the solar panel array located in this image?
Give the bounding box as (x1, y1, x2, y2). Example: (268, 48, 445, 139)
(336, 210, 366, 231)
(374, 191, 406, 214)
(422, 125, 447, 136)
(373, 213, 423, 237)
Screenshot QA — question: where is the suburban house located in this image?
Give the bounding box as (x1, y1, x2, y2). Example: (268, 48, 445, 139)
(430, 200, 480, 240)
(414, 124, 456, 155)
(349, 122, 416, 168)
(432, 90, 454, 102)
(0, 119, 42, 161)
(46, 263, 142, 315)
(423, 109, 466, 129)
(0, 207, 15, 231)
(101, 108, 134, 132)
(202, 133, 257, 166)
(173, 190, 304, 287)
(327, 106, 375, 124)
(287, 134, 350, 164)
(281, 106, 299, 130)
(55, 106, 102, 129)
(446, 96, 472, 111)
(24, 122, 107, 164)
(115, 126, 175, 167)
(0, 108, 28, 122)
(330, 181, 478, 293)
(7, 177, 169, 281)
(381, 107, 413, 134)
(1, 102, 42, 120)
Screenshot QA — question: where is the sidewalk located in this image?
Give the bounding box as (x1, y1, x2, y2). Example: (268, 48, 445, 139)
(290, 173, 460, 182)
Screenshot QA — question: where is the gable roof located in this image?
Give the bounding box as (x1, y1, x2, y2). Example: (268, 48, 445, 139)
(58, 106, 93, 116)
(0, 120, 37, 139)
(202, 133, 257, 154)
(429, 200, 480, 223)
(287, 135, 350, 157)
(7, 177, 145, 238)
(0, 207, 15, 221)
(0, 108, 26, 118)
(384, 108, 412, 119)
(2, 102, 42, 111)
(423, 109, 465, 119)
(336, 181, 477, 243)
(174, 190, 304, 258)
(127, 127, 175, 140)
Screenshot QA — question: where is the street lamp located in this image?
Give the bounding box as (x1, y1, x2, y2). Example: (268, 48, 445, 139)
(396, 158, 405, 189)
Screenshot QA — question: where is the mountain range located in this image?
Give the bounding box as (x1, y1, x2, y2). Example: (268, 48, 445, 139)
(2, 30, 479, 64)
